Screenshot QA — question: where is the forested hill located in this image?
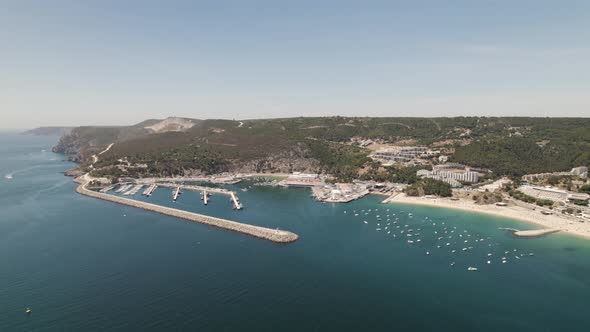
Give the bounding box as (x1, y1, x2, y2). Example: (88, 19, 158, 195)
(50, 116, 590, 179)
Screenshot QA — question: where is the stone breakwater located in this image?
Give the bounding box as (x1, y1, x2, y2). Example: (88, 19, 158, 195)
(76, 181, 299, 244)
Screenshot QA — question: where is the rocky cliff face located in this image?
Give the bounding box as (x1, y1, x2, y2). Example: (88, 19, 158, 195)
(52, 130, 85, 162)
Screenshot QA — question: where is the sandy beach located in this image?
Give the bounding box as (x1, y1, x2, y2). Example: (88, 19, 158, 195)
(384, 193, 590, 240)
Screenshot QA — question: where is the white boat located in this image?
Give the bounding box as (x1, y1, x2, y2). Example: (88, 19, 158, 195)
(4, 174, 13, 180)
(467, 267, 478, 271)
(363, 221, 368, 224)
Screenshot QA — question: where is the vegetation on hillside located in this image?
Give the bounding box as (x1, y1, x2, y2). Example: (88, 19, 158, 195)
(404, 178, 453, 197)
(54, 116, 590, 180)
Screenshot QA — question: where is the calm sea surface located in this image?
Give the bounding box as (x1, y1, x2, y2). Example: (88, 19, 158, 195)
(1, 132, 590, 331)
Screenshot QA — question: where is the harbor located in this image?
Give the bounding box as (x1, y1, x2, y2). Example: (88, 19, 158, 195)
(75, 176, 299, 243)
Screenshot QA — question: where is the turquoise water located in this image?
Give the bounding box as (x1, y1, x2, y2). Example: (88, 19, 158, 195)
(2, 132, 590, 331)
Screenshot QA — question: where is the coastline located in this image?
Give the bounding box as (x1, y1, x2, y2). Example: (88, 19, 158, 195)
(383, 193, 590, 240)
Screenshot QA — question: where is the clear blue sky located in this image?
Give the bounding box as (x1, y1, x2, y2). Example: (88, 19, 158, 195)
(2, 0, 589, 128)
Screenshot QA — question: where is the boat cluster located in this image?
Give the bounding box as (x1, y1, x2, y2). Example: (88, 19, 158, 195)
(345, 207, 536, 272)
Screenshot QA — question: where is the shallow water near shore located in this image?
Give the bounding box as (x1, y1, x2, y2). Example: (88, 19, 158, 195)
(2, 132, 590, 331)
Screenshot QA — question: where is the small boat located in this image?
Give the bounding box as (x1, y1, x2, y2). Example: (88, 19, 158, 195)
(467, 267, 478, 271)
(363, 221, 368, 224)
(4, 174, 12, 180)
(25, 308, 31, 315)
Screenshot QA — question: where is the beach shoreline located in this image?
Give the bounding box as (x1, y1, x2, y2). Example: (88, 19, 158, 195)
(383, 193, 590, 240)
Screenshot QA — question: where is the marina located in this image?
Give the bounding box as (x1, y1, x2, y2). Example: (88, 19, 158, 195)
(75, 176, 298, 243)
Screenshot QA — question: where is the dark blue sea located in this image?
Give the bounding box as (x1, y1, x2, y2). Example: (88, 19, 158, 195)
(1, 132, 590, 331)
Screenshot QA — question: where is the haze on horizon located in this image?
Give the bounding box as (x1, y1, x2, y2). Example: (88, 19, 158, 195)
(2, 0, 590, 129)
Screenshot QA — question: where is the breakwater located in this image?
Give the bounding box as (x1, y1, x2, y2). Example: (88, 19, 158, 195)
(499, 227, 560, 238)
(76, 180, 299, 243)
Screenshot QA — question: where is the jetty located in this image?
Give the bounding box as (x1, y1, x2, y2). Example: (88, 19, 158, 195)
(203, 190, 209, 205)
(75, 177, 299, 243)
(499, 227, 560, 238)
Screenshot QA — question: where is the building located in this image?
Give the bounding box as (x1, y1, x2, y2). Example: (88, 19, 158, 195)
(567, 193, 590, 202)
(417, 166, 479, 187)
(279, 172, 323, 187)
(522, 166, 589, 182)
(518, 185, 569, 202)
(571, 166, 588, 179)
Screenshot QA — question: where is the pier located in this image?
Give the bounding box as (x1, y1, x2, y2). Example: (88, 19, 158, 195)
(230, 192, 242, 210)
(159, 183, 242, 210)
(100, 185, 115, 193)
(115, 184, 132, 193)
(173, 187, 181, 201)
(142, 184, 157, 196)
(75, 177, 298, 243)
(124, 184, 143, 196)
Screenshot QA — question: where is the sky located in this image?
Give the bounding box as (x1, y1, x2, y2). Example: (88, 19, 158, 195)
(1, 0, 590, 128)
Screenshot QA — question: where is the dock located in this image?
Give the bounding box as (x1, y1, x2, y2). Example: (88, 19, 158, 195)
(159, 183, 243, 210)
(124, 184, 143, 196)
(115, 184, 132, 193)
(75, 177, 298, 243)
(142, 183, 157, 196)
(230, 192, 242, 210)
(100, 185, 115, 193)
(173, 186, 181, 201)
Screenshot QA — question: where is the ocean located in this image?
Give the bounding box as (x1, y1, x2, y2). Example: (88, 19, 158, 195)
(1, 132, 590, 331)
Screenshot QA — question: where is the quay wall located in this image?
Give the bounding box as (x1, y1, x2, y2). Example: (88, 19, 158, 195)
(76, 182, 299, 244)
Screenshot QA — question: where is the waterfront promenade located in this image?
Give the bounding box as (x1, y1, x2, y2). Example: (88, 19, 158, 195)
(75, 177, 299, 243)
